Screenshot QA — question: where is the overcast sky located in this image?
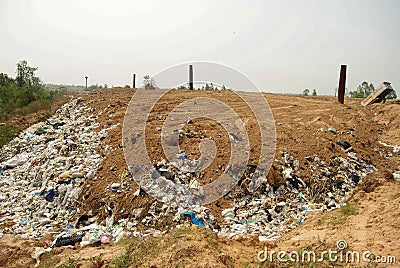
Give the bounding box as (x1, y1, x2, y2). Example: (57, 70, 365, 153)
(1, 0, 399, 95)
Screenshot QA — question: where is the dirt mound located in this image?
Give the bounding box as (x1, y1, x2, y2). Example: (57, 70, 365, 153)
(373, 100, 400, 146)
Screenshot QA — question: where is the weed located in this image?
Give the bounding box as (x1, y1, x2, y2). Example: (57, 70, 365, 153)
(57, 258, 78, 268)
(111, 245, 134, 268)
(340, 204, 357, 216)
(0, 124, 23, 147)
(39, 258, 60, 268)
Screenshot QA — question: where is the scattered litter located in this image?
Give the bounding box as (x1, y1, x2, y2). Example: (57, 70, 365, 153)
(327, 127, 338, 134)
(336, 139, 353, 152)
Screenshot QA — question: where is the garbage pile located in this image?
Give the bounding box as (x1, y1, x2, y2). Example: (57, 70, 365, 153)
(0, 96, 383, 265)
(0, 98, 118, 240)
(213, 151, 376, 240)
(138, 154, 207, 208)
(146, 149, 377, 241)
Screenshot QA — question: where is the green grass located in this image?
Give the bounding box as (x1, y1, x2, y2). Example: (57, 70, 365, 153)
(111, 245, 135, 268)
(328, 204, 358, 226)
(0, 124, 23, 147)
(340, 204, 358, 216)
(57, 258, 78, 268)
(110, 227, 222, 267)
(39, 258, 60, 268)
(17, 99, 52, 116)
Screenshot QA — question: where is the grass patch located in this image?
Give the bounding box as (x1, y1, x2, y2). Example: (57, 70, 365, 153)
(57, 258, 78, 268)
(312, 204, 358, 227)
(17, 99, 52, 116)
(0, 124, 23, 147)
(340, 203, 358, 216)
(329, 204, 358, 226)
(111, 245, 135, 268)
(110, 227, 220, 267)
(170, 226, 191, 237)
(39, 257, 61, 268)
(204, 229, 222, 252)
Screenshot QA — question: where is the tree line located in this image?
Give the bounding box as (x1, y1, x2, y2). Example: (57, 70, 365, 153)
(347, 81, 397, 99)
(302, 82, 397, 99)
(0, 60, 57, 117)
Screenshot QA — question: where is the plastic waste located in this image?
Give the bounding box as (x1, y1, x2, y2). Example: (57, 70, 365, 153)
(53, 234, 84, 247)
(45, 189, 55, 202)
(328, 127, 338, 134)
(183, 211, 205, 228)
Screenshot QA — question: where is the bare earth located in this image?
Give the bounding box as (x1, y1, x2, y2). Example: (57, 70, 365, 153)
(0, 88, 399, 267)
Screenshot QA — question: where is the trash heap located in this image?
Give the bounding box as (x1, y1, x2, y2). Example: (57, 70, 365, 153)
(0, 96, 383, 264)
(138, 149, 377, 242)
(137, 154, 207, 208)
(0, 98, 118, 240)
(215, 151, 377, 240)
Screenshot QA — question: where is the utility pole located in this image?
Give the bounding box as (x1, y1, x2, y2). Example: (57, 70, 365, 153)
(133, 73, 136, 88)
(189, 65, 193, 90)
(85, 76, 88, 90)
(338, 65, 347, 104)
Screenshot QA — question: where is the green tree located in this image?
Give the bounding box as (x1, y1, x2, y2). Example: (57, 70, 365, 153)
(15, 60, 43, 103)
(142, 75, 156, 89)
(0, 73, 14, 88)
(205, 83, 210, 90)
(387, 90, 397, 99)
(0, 60, 56, 118)
(303, 89, 310, 96)
(349, 82, 374, 98)
(312, 89, 317, 96)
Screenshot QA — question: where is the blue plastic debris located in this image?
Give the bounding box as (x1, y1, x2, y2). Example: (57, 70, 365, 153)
(183, 211, 205, 228)
(45, 189, 55, 202)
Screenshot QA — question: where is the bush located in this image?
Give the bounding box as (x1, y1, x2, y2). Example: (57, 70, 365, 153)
(0, 60, 56, 119)
(0, 125, 23, 147)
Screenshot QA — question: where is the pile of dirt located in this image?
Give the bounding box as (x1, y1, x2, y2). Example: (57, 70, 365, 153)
(372, 100, 400, 145)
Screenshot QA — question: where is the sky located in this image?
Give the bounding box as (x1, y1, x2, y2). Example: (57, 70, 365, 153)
(1, 0, 399, 95)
